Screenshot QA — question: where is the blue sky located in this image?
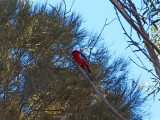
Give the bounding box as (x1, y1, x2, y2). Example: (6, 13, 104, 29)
(34, 0, 160, 119)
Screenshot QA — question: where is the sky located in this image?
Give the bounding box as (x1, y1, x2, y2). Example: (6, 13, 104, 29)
(34, 0, 160, 119)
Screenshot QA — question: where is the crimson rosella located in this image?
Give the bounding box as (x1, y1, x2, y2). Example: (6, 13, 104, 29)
(72, 50, 93, 81)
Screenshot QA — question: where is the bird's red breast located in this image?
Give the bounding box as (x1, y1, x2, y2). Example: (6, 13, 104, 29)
(72, 50, 91, 73)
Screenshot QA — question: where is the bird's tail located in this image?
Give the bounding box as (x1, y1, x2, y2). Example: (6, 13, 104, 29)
(85, 65, 93, 81)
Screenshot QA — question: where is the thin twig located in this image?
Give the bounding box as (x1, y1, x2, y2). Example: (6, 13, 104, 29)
(49, 4, 61, 18)
(65, 0, 76, 14)
(129, 57, 158, 78)
(90, 18, 116, 53)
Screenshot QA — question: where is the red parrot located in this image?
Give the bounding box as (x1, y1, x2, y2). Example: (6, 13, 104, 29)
(72, 50, 93, 81)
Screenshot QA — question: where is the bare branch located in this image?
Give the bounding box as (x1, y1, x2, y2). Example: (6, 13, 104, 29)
(129, 57, 158, 79)
(65, 0, 76, 14)
(110, 0, 160, 80)
(110, 0, 160, 54)
(89, 18, 116, 51)
(62, 0, 67, 13)
(49, 4, 61, 18)
(76, 63, 126, 120)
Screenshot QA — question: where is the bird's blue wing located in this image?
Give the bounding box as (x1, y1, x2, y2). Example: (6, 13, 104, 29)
(85, 64, 93, 81)
(79, 53, 89, 65)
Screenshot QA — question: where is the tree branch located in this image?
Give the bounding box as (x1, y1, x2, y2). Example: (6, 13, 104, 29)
(110, 0, 160, 54)
(75, 63, 126, 120)
(110, 0, 160, 80)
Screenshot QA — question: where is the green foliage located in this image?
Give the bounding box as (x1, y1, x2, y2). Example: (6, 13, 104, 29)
(0, 0, 146, 120)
